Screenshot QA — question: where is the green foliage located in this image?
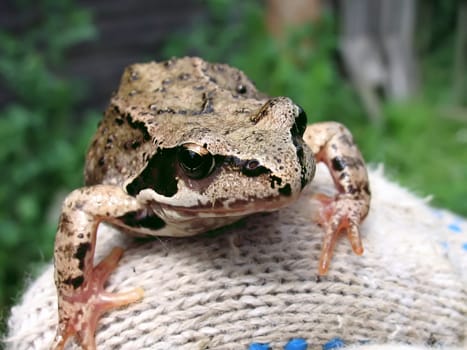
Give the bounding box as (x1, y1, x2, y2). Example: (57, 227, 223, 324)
(0, 0, 98, 324)
(163, 0, 466, 214)
(164, 2, 365, 123)
(351, 101, 467, 214)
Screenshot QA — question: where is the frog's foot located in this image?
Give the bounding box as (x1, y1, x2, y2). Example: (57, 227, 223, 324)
(314, 193, 365, 275)
(52, 247, 144, 350)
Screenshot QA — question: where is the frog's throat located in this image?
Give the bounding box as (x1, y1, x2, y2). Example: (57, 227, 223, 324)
(136, 188, 298, 218)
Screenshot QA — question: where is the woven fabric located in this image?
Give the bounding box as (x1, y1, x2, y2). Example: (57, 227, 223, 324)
(4, 165, 467, 350)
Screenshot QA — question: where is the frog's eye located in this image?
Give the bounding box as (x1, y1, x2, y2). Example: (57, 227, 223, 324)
(291, 105, 307, 136)
(178, 143, 215, 179)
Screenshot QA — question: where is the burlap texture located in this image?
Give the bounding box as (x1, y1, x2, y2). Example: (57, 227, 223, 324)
(4, 166, 467, 349)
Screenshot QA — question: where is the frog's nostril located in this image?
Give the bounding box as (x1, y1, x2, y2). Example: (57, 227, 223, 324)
(242, 159, 268, 177)
(245, 160, 259, 170)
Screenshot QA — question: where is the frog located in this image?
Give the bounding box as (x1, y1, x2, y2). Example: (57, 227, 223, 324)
(52, 57, 370, 350)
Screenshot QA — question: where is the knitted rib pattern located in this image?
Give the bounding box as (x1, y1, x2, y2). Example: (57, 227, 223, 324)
(5, 166, 467, 349)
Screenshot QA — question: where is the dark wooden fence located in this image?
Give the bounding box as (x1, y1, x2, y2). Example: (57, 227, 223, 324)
(0, 0, 204, 109)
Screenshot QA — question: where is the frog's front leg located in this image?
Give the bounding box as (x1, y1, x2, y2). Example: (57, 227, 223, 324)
(52, 185, 145, 350)
(303, 122, 370, 275)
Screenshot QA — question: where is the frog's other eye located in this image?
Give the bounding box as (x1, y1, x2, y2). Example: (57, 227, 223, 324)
(291, 105, 308, 136)
(178, 143, 215, 179)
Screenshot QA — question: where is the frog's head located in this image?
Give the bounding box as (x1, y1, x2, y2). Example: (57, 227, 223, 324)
(124, 96, 315, 235)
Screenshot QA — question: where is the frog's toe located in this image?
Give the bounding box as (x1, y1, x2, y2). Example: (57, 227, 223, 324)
(314, 195, 365, 275)
(318, 223, 340, 275)
(53, 247, 144, 350)
(346, 220, 364, 255)
(51, 329, 70, 350)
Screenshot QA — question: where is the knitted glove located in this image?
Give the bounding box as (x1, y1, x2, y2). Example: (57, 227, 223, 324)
(5, 166, 467, 349)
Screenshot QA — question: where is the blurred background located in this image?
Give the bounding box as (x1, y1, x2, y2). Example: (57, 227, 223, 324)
(0, 0, 465, 333)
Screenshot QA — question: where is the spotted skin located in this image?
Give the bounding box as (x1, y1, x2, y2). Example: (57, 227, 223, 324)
(304, 122, 370, 274)
(52, 186, 145, 350)
(52, 57, 370, 350)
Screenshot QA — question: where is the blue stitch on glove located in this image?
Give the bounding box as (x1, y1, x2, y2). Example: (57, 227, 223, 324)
(322, 337, 345, 349)
(448, 223, 462, 233)
(249, 343, 272, 350)
(284, 337, 308, 350)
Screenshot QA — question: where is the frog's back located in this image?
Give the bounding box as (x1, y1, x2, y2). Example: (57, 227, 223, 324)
(84, 57, 267, 187)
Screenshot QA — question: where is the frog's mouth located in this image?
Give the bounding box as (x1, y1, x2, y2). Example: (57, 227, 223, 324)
(137, 188, 298, 218)
(122, 190, 297, 237)
(165, 194, 296, 216)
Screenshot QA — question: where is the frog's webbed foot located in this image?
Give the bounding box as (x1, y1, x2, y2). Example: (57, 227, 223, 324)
(314, 193, 366, 275)
(52, 247, 144, 350)
(53, 185, 146, 349)
(303, 122, 370, 275)
(52, 249, 143, 349)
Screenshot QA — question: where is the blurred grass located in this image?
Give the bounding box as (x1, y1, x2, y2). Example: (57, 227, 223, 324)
(0, 0, 465, 335)
(163, 0, 467, 214)
(354, 102, 466, 214)
(0, 0, 100, 333)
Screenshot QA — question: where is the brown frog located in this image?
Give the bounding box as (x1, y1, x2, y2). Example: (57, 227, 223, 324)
(52, 57, 370, 349)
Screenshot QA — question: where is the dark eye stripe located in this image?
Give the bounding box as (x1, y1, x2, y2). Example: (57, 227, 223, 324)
(292, 136, 310, 189)
(291, 105, 307, 136)
(126, 148, 178, 197)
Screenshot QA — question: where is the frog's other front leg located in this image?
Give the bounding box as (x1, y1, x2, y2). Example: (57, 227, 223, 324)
(304, 122, 370, 275)
(52, 185, 145, 350)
